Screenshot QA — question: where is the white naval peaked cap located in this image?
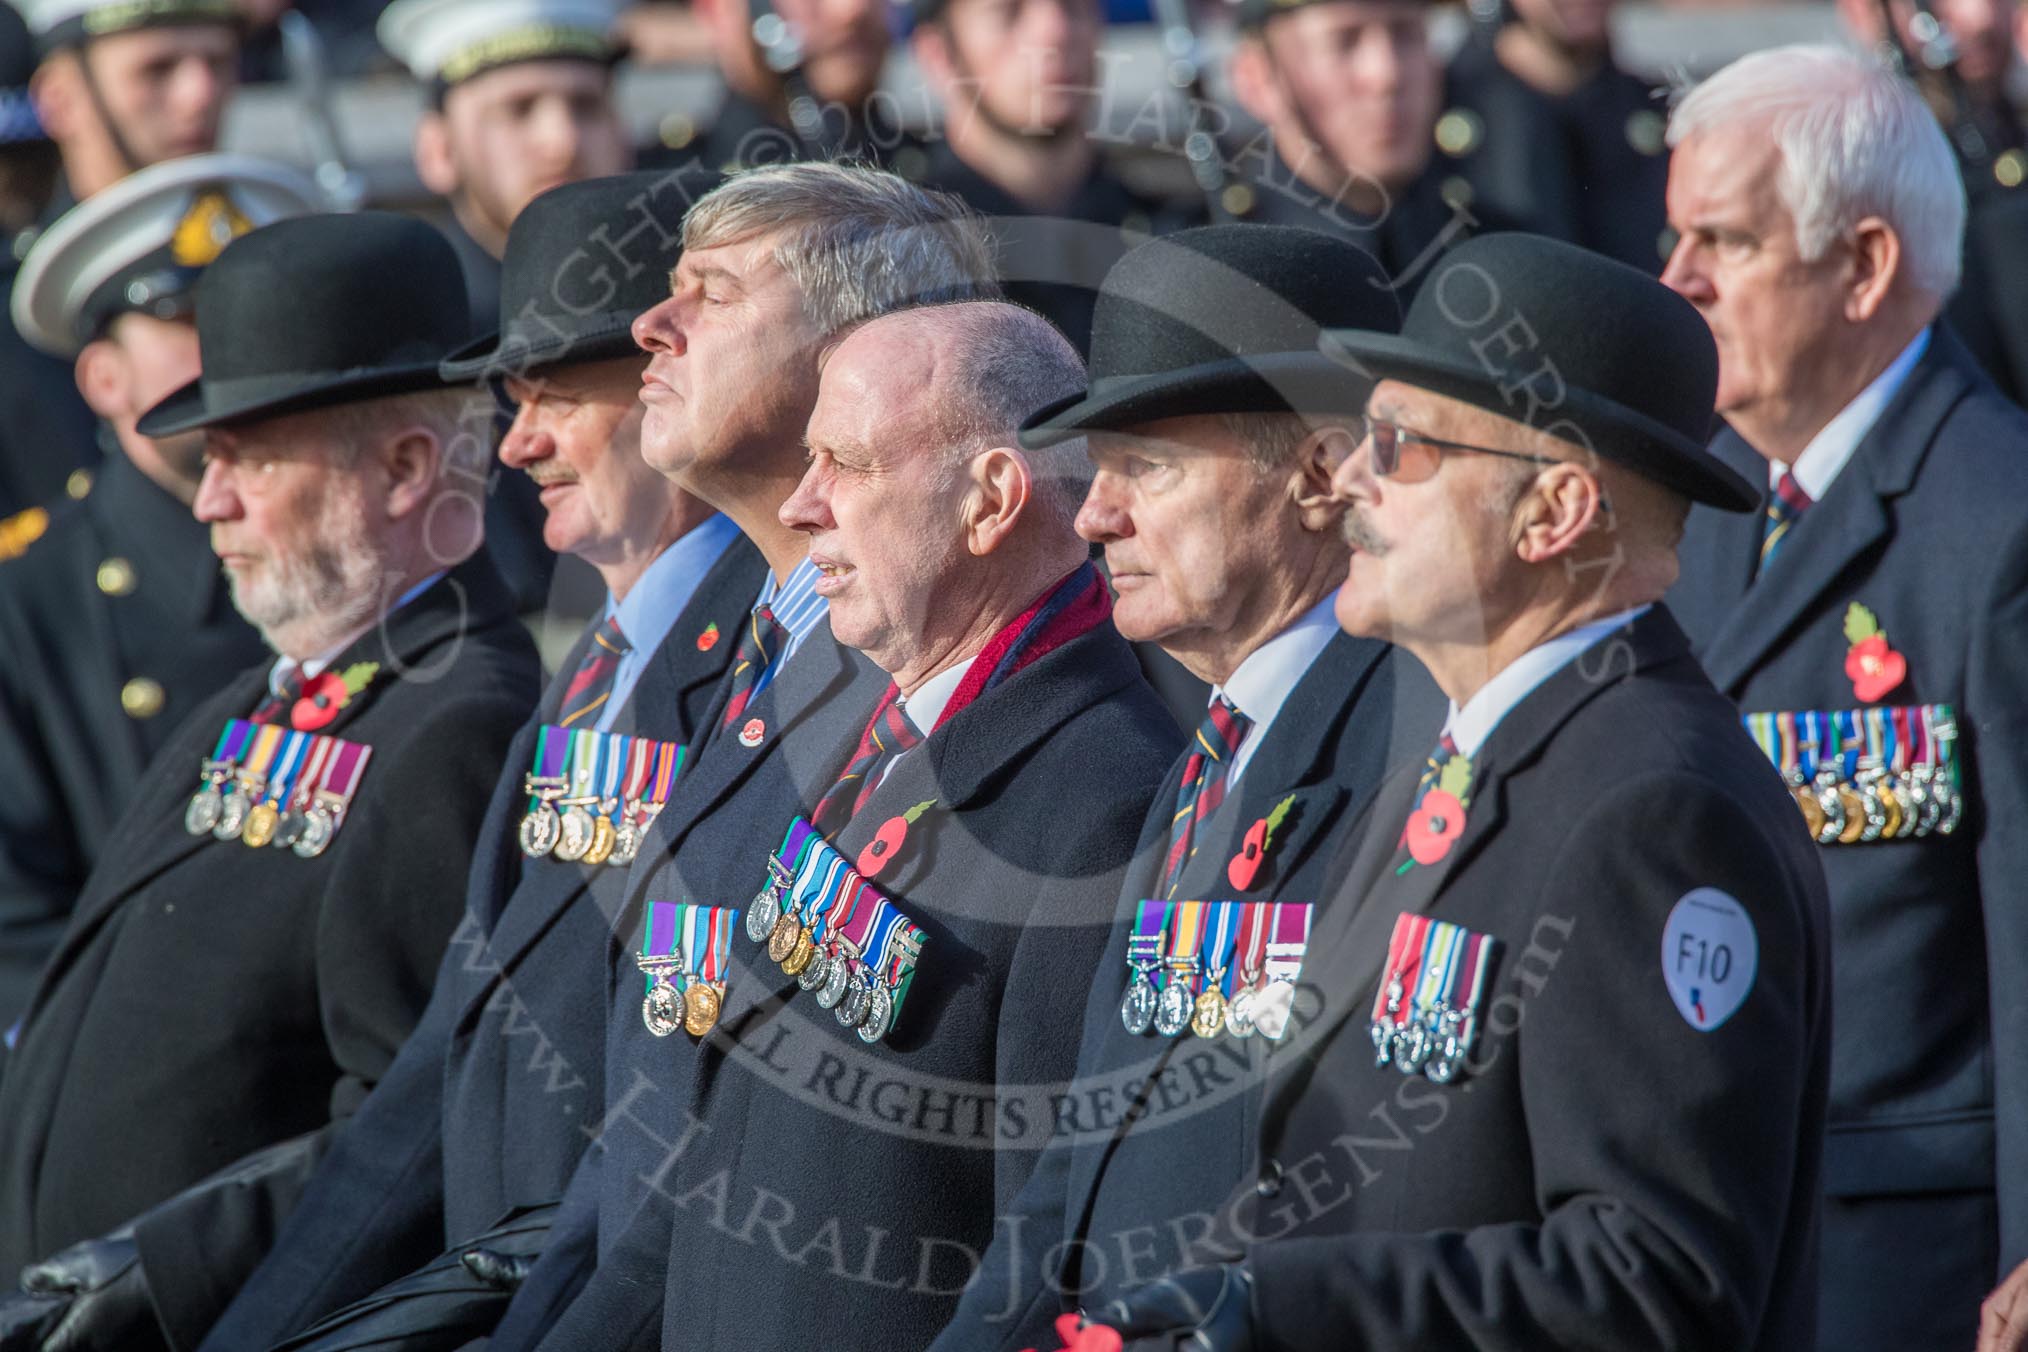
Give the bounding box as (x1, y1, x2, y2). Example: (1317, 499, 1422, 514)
(12, 152, 322, 357)
(7, 0, 238, 54)
(376, 0, 623, 87)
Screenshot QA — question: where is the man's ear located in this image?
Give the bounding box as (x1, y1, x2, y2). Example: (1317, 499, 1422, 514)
(1228, 36, 1283, 129)
(27, 56, 80, 143)
(1512, 462, 1601, 565)
(965, 446, 1031, 557)
(1845, 216, 1903, 321)
(376, 426, 444, 521)
(911, 21, 956, 95)
(1292, 424, 1357, 531)
(413, 111, 459, 198)
(74, 339, 130, 422)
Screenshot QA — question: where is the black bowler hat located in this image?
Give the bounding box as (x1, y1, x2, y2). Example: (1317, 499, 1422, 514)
(440, 166, 718, 383)
(1322, 233, 1756, 512)
(1019, 224, 1401, 449)
(137, 212, 471, 437)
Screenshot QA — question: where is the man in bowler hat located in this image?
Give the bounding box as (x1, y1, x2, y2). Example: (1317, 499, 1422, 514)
(1093, 234, 1830, 1351)
(924, 223, 1442, 1352)
(0, 211, 540, 1352)
(1660, 47, 2028, 1352)
(184, 167, 767, 1352)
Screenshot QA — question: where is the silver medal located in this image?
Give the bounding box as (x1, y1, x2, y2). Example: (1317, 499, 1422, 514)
(856, 982, 895, 1043)
(816, 955, 851, 1009)
(273, 811, 307, 850)
(798, 948, 832, 993)
(554, 804, 595, 862)
(837, 970, 873, 1026)
(1226, 986, 1258, 1039)
(213, 785, 251, 841)
(519, 802, 560, 857)
(610, 818, 642, 868)
(1153, 976, 1193, 1038)
(293, 806, 335, 858)
(184, 784, 223, 836)
(746, 885, 782, 943)
(643, 978, 684, 1037)
(1119, 968, 1157, 1036)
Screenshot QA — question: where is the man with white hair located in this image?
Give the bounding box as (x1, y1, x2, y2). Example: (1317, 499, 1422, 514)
(1661, 43, 2028, 1352)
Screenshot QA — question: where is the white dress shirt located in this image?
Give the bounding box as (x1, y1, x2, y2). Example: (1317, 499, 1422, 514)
(1444, 606, 1650, 758)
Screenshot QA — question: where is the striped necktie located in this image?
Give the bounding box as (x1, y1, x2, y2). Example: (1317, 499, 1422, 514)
(718, 605, 787, 733)
(250, 666, 303, 725)
(1414, 732, 1460, 807)
(812, 683, 923, 832)
(558, 616, 630, 728)
(1759, 471, 1813, 572)
(1160, 694, 1253, 897)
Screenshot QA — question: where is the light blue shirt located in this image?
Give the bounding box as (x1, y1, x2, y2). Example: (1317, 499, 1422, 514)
(750, 551, 828, 702)
(600, 513, 741, 730)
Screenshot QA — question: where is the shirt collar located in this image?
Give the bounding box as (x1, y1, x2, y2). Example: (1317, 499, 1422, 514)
(897, 657, 977, 739)
(1443, 605, 1650, 758)
(756, 551, 829, 647)
(1775, 326, 1930, 499)
(1213, 594, 1340, 730)
(607, 514, 740, 657)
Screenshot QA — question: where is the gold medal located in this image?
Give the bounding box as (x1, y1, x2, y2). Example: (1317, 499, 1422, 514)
(241, 801, 280, 849)
(683, 981, 722, 1037)
(1836, 786, 1867, 844)
(1794, 784, 1826, 840)
(767, 913, 800, 964)
(1190, 989, 1226, 1039)
(783, 927, 815, 976)
(583, 815, 617, 866)
(1879, 784, 1904, 839)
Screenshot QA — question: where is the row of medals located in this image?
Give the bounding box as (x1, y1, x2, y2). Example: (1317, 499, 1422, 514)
(518, 777, 659, 869)
(1789, 759, 1962, 845)
(746, 855, 901, 1044)
(1369, 978, 1470, 1084)
(1121, 960, 1271, 1041)
(183, 760, 338, 858)
(638, 952, 723, 1039)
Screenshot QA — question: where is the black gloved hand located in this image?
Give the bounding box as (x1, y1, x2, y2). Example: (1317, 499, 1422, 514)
(1100, 1265, 1258, 1352)
(7, 1232, 161, 1352)
(458, 1248, 534, 1291)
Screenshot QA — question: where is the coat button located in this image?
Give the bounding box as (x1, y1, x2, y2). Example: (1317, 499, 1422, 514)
(1255, 1157, 1283, 1198)
(66, 469, 93, 500)
(121, 677, 165, 720)
(96, 557, 137, 596)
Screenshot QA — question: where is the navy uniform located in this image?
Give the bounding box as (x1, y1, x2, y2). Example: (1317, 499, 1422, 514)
(1436, 24, 1670, 272)
(184, 171, 765, 1352)
(0, 154, 322, 1029)
(924, 225, 1444, 1352)
(0, 212, 540, 1343)
(1668, 324, 2028, 1352)
(1101, 235, 1830, 1352)
(0, 0, 93, 519)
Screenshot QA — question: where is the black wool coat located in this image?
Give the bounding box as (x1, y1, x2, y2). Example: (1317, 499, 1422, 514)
(0, 558, 539, 1280)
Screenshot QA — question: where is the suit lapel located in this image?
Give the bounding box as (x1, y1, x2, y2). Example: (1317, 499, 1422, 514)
(1696, 333, 1972, 693)
(1265, 610, 1694, 1120)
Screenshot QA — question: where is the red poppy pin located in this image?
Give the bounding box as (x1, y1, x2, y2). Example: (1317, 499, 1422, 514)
(697, 622, 721, 653)
(858, 799, 936, 879)
(1843, 603, 1907, 703)
(1229, 793, 1298, 891)
(1021, 1313, 1123, 1352)
(291, 661, 378, 732)
(1398, 755, 1473, 873)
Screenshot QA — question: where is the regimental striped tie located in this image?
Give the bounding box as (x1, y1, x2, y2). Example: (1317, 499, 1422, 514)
(812, 683, 923, 832)
(718, 605, 787, 734)
(250, 666, 303, 725)
(558, 616, 631, 728)
(1160, 694, 1253, 897)
(1415, 732, 1460, 808)
(1759, 471, 1814, 573)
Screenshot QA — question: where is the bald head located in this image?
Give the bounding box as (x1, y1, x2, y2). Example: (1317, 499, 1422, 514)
(784, 301, 1093, 690)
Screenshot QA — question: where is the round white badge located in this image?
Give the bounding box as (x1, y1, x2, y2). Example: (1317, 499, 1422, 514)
(1660, 888, 1758, 1032)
